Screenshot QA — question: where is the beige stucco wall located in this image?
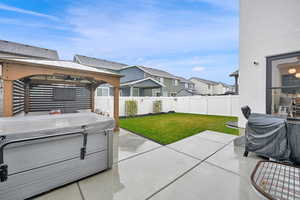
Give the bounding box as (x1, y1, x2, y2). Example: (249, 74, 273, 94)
(239, 0, 300, 127)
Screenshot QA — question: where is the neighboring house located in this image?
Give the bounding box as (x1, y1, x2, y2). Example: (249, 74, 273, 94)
(189, 77, 233, 95)
(74, 55, 191, 96)
(74, 55, 127, 96)
(175, 76, 195, 90)
(119, 66, 181, 97)
(74, 54, 126, 71)
(175, 76, 198, 96)
(177, 88, 200, 96)
(0, 40, 59, 98)
(239, 0, 300, 127)
(0, 40, 59, 59)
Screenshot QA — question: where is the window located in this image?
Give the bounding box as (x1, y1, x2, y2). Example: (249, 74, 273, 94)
(173, 79, 179, 86)
(155, 92, 161, 97)
(185, 83, 188, 88)
(170, 92, 177, 97)
(160, 77, 164, 83)
(266, 52, 300, 119)
(133, 88, 139, 96)
(97, 87, 109, 96)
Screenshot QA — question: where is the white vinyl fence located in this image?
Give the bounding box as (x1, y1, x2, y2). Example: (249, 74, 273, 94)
(95, 95, 240, 117)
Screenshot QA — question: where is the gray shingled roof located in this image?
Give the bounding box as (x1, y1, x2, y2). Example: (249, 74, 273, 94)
(189, 77, 219, 85)
(190, 77, 234, 88)
(74, 55, 128, 71)
(175, 76, 194, 84)
(0, 57, 121, 76)
(74, 55, 183, 80)
(135, 66, 179, 79)
(177, 88, 201, 95)
(0, 40, 58, 59)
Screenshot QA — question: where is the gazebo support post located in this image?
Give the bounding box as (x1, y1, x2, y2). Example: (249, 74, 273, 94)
(114, 87, 120, 131)
(90, 84, 96, 113)
(24, 79, 30, 114)
(3, 80, 13, 117)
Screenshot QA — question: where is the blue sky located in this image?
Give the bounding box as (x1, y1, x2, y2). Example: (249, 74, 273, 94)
(0, 0, 238, 84)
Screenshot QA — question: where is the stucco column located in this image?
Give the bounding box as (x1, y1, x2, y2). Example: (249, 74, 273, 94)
(113, 87, 120, 131)
(3, 80, 13, 117)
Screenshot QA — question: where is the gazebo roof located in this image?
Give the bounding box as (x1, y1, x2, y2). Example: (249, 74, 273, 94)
(0, 57, 122, 77)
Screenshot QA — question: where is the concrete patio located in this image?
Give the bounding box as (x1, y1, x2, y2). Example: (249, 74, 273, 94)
(34, 129, 265, 200)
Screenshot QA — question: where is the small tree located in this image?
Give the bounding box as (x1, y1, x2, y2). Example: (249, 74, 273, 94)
(125, 100, 138, 116)
(153, 100, 162, 113)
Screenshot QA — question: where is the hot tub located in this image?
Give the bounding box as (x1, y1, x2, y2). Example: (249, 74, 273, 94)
(0, 113, 114, 200)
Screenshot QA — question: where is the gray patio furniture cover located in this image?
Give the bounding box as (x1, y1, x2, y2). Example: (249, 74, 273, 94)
(245, 113, 290, 161)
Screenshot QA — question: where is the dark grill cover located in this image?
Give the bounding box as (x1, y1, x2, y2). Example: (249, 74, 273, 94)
(245, 113, 290, 161)
(287, 123, 300, 164)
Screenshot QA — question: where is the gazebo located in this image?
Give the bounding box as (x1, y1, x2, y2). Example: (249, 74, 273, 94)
(0, 57, 121, 130)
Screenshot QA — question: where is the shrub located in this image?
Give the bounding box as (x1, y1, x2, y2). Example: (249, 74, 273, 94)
(153, 100, 162, 113)
(125, 100, 138, 116)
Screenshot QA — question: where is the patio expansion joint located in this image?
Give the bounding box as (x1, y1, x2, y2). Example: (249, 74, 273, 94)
(76, 182, 85, 200)
(205, 160, 242, 177)
(116, 146, 164, 164)
(166, 146, 202, 161)
(146, 142, 233, 200)
(166, 139, 233, 163)
(145, 160, 204, 200)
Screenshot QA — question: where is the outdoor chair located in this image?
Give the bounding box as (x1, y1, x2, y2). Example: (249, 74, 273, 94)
(241, 105, 251, 119)
(278, 96, 293, 117)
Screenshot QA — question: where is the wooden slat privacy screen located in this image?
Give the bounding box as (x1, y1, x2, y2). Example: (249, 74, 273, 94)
(29, 84, 91, 112)
(13, 80, 25, 114)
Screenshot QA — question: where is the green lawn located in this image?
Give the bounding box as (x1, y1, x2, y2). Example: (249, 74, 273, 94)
(120, 113, 239, 145)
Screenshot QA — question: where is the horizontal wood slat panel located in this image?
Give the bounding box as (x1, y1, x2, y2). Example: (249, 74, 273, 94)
(13, 80, 24, 114)
(29, 84, 91, 112)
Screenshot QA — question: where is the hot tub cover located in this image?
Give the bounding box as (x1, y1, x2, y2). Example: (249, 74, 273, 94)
(0, 113, 115, 140)
(245, 113, 290, 161)
(0, 113, 115, 200)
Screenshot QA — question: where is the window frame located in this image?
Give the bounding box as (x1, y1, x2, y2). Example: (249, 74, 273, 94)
(160, 77, 164, 83)
(97, 87, 109, 96)
(174, 79, 179, 86)
(266, 51, 300, 115)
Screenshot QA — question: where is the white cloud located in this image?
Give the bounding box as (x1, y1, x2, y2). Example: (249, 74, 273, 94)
(0, 3, 59, 21)
(193, 66, 205, 72)
(66, 1, 238, 58)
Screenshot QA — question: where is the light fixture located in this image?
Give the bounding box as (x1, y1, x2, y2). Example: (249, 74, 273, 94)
(295, 73, 300, 78)
(288, 68, 297, 74)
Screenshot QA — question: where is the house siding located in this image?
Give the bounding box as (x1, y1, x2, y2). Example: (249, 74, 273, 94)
(145, 74, 182, 96)
(190, 79, 231, 95)
(190, 79, 212, 95)
(120, 67, 145, 83)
